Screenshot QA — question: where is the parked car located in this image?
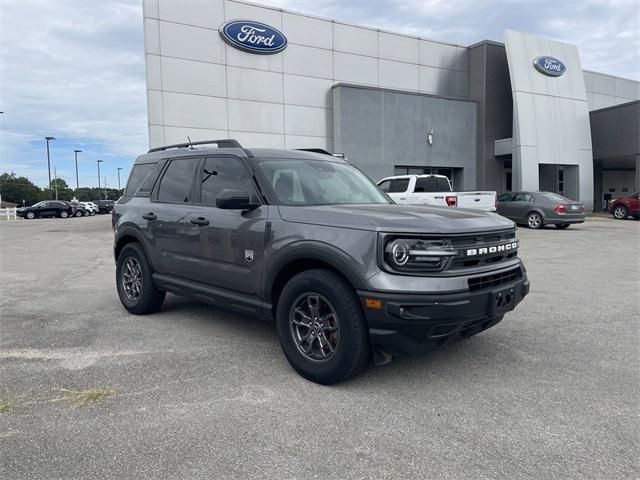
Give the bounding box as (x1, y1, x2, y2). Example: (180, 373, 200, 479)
(496, 191, 585, 229)
(94, 199, 115, 214)
(608, 192, 640, 220)
(113, 139, 529, 384)
(377, 174, 497, 211)
(69, 202, 89, 217)
(16, 200, 74, 219)
(80, 201, 98, 215)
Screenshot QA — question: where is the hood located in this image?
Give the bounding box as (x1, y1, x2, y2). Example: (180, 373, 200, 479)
(278, 204, 514, 234)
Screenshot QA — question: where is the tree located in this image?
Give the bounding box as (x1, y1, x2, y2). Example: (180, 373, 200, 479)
(0, 172, 43, 206)
(74, 187, 121, 201)
(43, 178, 74, 201)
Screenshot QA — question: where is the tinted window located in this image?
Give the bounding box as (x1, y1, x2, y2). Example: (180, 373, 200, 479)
(157, 158, 200, 203)
(497, 193, 513, 202)
(415, 177, 450, 192)
(125, 163, 155, 196)
(388, 179, 409, 193)
(200, 157, 254, 205)
(378, 180, 391, 192)
(513, 193, 533, 202)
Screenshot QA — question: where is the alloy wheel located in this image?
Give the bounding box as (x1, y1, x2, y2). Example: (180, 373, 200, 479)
(613, 206, 627, 219)
(121, 256, 143, 301)
(289, 293, 340, 363)
(528, 213, 542, 229)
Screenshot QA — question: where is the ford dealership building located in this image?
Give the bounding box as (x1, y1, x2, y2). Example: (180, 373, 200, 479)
(143, 0, 640, 211)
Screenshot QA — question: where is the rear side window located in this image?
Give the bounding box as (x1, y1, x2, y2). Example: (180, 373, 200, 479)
(125, 163, 155, 196)
(199, 156, 254, 205)
(415, 177, 450, 192)
(387, 179, 410, 193)
(157, 158, 200, 203)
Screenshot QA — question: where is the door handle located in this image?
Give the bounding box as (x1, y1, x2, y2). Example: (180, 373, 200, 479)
(142, 212, 157, 221)
(190, 217, 209, 226)
(399, 197, 407, 200)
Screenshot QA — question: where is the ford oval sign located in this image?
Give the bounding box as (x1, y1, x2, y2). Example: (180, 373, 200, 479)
(219, 20, 287, 54)
(533, 56, 566, 77)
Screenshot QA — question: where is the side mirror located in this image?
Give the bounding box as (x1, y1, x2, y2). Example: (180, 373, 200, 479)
(216, 189, 260, 211)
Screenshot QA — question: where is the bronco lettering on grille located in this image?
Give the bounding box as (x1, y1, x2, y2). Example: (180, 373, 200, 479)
(465, 241, 518, 257)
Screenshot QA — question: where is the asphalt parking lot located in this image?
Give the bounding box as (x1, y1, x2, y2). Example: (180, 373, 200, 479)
(0, 215, 638, 480)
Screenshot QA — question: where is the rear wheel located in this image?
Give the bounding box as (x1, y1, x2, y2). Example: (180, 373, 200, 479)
(555, 223, 570, 229)
(526, 212, 543, 229)
(276, 269, 369, 384)
(60, 211, 69, 218)
(613, 205, 628, 220)
(75, 210, 83, 217)
(116, 243, 165, 314)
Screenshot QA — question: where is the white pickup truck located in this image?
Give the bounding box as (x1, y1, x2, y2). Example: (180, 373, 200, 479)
(377, 174, 497, 211)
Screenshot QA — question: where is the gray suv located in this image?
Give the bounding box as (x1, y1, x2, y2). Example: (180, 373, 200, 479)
(113, 139, 529, 384)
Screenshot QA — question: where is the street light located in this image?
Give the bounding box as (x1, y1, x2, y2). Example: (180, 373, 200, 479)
(96, 160, 103, 198)
(117, 167, 123, 191)
(74, 150, 82, 190)
(45, 136, 56, 198)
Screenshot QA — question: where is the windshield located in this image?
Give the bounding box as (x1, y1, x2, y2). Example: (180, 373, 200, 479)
(258, 159, 390, 206)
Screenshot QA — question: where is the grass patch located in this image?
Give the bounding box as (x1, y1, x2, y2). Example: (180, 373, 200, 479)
(57, 388, 117, 406)
(0, 397, 19, 413)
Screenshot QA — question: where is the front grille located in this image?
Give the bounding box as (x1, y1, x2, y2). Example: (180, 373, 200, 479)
(449, 230, 517, 270)
(468, 267, 522, 292)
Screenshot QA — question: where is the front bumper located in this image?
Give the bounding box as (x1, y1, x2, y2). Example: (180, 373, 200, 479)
(358, 271, 529, 357)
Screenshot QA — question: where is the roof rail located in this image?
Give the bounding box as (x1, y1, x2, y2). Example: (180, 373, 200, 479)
(295, 148, 346, 159)
(148, 139, 244, 153)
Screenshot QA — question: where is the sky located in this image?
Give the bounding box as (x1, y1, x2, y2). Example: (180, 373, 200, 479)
(0, 0, 638, 189)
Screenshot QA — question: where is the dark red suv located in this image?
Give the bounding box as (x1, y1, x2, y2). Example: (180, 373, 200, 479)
(608, 192, 640, 220)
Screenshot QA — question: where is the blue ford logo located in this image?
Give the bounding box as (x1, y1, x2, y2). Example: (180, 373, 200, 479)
(533, 56, 566, 77)
(219, 20, 287, 54)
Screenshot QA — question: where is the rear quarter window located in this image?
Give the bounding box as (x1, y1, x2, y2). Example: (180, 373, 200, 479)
(125, 162, 164, 197)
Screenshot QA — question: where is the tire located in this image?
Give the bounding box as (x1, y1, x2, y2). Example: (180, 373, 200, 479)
(612, 205, 628, 220)
(526, 212, 543, 229)
(90, 210, 96, 216)
(555, 223, 570, 229)
(25, 211, 35, 219)
(83, 211, 90, 216)
(275, 269, 369, 384)
(116, 243, 165, 315)
(60, 211, 69, 218)
(75, 211, 83, 217)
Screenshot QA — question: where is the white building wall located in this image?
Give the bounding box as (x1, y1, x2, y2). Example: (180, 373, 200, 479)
(583, 70, 640, 111)
(142, 0, 469, 151)
(505, 30, 594, 210)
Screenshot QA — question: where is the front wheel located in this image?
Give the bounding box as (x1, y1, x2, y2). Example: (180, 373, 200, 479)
(25, 211, 35, 219)
(613, 205, 628, 220)
(276, 269, 369, 384)
(555, 223, 570, 229)
(526, 212, 543, 229)
(116, 243, 165, 314)
(75, 211, 83, 217)
(89, 210, 96, 216)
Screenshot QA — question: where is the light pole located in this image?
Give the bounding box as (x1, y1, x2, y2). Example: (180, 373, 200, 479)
(74, 150, 82, 190)
(96, 160, 103, 197)
(104, 176, 107, 200)
(45, 136, 56, 198)
(53, 167, 58, 200)
(117, 167, 123, 192)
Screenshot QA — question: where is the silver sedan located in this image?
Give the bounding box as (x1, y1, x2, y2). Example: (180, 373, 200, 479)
(496, 191, 585, 229)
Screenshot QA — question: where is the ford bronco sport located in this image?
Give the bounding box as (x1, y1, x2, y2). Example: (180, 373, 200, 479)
(113, 139, 529, 384)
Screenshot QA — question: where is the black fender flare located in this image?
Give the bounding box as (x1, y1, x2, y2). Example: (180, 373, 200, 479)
(113, 225, 155, 269)
(263, 240, 368, 301)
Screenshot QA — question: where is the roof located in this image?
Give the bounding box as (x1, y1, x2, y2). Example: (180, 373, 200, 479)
(135, 145, 348, 165)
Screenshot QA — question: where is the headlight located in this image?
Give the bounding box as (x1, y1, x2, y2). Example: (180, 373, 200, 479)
(384, 238, 457, 273)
